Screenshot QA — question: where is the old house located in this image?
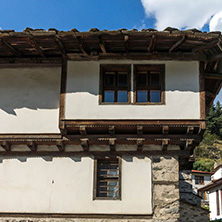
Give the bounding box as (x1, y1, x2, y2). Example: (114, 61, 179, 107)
(0, 27, 221, 222)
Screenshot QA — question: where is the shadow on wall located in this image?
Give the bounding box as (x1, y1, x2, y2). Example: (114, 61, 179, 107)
(0, 67, 61, 115)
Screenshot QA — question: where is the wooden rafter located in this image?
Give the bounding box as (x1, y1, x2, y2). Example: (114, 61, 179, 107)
(76, 36, 88, 55)
(169, 35, 186, 52)
(108, 126, 115, 135)
(109, 138, 116, 152)
(162, 139, 169, 151)
(79, 126, 87, 135)
(162, 125, 169, 134)
(56, 141, 65, 152)
(29, 37, 45, 58)
(54, 36, 66, 56)
(206, 90, 215, 97)
(98, 36, 106, 54)
(147, 35, 157, 53)
(187, 126, 194, 135)
(192, 39, 219, 53)
(0, 39, 22, 57)
(137, 138, 144, 151)
(124, 35, 129, 54)
(80, 138, 89, 151)
(137, 126, 143, 135)
(205, 72, 222, 79)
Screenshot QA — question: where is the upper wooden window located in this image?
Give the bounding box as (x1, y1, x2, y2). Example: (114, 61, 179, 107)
(134, 65, 165, 104)
(99, 65, 131, 104)
(195, 175, 204, 185)
(93, 158, 121, 200)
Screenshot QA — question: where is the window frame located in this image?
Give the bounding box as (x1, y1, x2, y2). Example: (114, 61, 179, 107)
(133, 64, 165, 105)
(99, 64, 131, 105)
(93, 156, 122, 200)
(194, 175, 204, 185)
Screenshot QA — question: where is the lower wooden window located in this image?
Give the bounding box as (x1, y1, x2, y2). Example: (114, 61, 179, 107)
(93, 158, 121, 200)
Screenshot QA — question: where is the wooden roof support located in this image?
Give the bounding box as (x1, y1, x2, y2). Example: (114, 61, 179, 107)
(29, 37, 45, 58)
(124, 35, 129, 54)
(1, 141, 11, 151)
(162, 139, 169, 151)
(109, 138, 116, 152)
(169, 35, 186, 52)
(79, 126, 87, 135)
(80, 138, 89, 151)
(147, 35, 157, 53)
(137, 138, 144, 151)
(108, 126, 115, 135)
(0, 39, 22, 57)
(27, 141, 37, 151)
(180, 138, 194, 150)
(162, 125, 169, 134)
(206, 90, 215, 97)
(98, 36, 106, 54)
(54, 36, 66, 56)
(137, 126, 143, 135)
(187, 126, 194, 135)
(77, 36, 88, 55)
(192, 39, 219, 53)
(205, 73, 222, 79)
(56, 140, 65, 152)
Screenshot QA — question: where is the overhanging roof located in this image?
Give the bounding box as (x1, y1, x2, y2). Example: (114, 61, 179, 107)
(0, 27, 222, 108)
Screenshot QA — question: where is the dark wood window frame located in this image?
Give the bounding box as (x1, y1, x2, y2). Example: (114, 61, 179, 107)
(133, 64, 165, 105)
(217, 189, 220, 216)
(99, 64, 131, 104)
(93, 156, 121, 200)
(194, 175, 204, 185)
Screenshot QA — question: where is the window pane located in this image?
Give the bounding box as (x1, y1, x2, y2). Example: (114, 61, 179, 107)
(104, 91, 114, 102)
(105, 73, 115, 86)
(118, 73, 128, 86)
(117, 91, 128, 103)
(137, 91, 147, 103)
(150, 73, 160, 86)
(150, 91, 161, 103)
(137, 73, 147, 86)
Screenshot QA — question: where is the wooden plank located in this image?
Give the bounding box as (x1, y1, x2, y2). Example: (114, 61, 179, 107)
(169, 35, 186, 52)
(199, 61, 206, 121)
(0, 58, 61, 65)
(77, 36, 88, 55)
(192, 39, 219, 53)
(205, 72, 222, 79)
(0, 39, 22, 57)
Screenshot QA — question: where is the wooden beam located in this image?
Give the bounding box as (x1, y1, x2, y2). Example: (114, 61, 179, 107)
(192, 39, 219, 53)
(98, 36, 106, 54)
(162, 125, 169, 134)
(29, 37, 45, 58)
(56, 141, 65, 152)
(54, 36, 66, 56)
(0, 39, 22, 57)
(77, 37, 88, 55)
(124, 35, 129, 54)
(1, 141, 11, 151)
(109, 138, 116, 152)
(162, 139, 169, 151)
(27, 141, 37, 151)
(199, 61, 206, 120)
(187, 126, 194, 135)
(67, 52, 207, 61)
(147, 35, 157, 53)
(79, 126, 87, 135)
(0, 58, 61, 65)
(205, 72, 222, 79)
(169, 35, 186, 52)
(206, 90, 215, 97)
(137, 126, 143, 135)
(137, 138, 144, 151)
(108, 126, 115, 135)
(80, 138, 89, 151)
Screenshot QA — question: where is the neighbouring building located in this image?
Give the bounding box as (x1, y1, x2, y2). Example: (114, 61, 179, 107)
(192, 169, 212, 204)
(199, 165, 222, 220)
(0, 27, 221, 222)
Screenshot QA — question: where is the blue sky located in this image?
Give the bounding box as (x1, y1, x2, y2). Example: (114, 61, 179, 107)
(0, 0, 222, 103)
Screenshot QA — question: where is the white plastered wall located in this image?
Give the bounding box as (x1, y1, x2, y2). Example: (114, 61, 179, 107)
(0, 67, 61, 133)
(0, 155, 152, 214)
(65, 60, 200, 120)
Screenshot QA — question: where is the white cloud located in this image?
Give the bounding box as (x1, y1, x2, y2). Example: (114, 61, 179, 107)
(141, 0, 222, 31)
